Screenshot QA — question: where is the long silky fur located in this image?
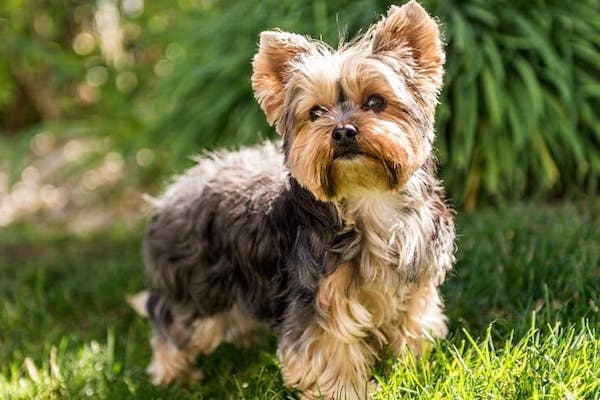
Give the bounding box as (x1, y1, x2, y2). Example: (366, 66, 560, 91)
(138, 2, 456, 399)
(142, 143, 454, 395)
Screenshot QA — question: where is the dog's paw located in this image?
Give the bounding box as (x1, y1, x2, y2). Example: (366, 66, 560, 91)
(146, 359, 172, 385)
(368, 379, 381, 397)
(146, 358, 203, 386)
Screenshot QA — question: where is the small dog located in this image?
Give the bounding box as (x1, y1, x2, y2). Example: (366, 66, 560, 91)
(129, 1, 455, 398)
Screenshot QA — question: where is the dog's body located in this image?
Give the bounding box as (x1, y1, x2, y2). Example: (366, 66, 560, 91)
(131, 2, 456, 398)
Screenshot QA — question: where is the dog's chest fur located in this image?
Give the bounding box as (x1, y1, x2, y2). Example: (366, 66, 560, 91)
(315, 169, 451, 345)
(355, 168, 448, 280)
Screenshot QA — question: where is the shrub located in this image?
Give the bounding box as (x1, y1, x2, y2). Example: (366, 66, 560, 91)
(426, 0, 600, 208)
(145, 0, 600, 207)
(2, 1, 598, 208)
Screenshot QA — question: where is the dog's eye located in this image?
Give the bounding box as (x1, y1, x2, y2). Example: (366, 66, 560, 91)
(309, 106, 326, 122)
(362, 95, 386, 112)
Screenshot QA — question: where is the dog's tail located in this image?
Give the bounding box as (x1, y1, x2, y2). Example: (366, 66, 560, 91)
(127, 290, 151, 317)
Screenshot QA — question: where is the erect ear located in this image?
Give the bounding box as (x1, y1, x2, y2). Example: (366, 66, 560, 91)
(369, 1, 444, 79)
(251, 30, 313, 126)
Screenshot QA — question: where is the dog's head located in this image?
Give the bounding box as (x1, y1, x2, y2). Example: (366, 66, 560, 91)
(252, 1, 444, 201)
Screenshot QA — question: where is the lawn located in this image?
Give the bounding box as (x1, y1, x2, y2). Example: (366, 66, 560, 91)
(0, 201, 599, 399)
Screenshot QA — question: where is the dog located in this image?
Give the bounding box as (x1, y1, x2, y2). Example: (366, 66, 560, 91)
(128, 1, 455, 398)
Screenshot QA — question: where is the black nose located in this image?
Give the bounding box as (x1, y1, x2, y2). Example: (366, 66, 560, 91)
(332, 124, 358, 146)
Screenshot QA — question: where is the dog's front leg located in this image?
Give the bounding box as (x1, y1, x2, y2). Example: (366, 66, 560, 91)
(278, 264, 377, 400)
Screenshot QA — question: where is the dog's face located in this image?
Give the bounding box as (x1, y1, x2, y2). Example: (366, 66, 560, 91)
(252, 1, 444, 201)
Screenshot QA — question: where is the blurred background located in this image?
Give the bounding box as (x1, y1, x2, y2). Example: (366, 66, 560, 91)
(1, 2, 599, 397)
(0, 0, 599, 232)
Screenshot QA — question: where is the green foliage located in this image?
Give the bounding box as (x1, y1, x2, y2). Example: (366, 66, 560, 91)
(138, 0, 386, 163)
(1, 201, 599, 398)
(1, 1, 599, 207)
(144, 0, 600, 207)
(426, 0, 600, 207)
(0, 0, 163, 134)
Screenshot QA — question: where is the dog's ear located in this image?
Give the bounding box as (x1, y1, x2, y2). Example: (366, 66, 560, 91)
(252, 31, 313, 126)
(368, 1, 444, 83)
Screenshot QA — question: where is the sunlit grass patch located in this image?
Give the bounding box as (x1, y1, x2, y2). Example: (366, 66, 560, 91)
(0, 201, 598, 399)
(376, 320, 599, 399)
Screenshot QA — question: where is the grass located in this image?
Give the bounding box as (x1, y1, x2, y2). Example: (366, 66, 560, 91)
(0, 201, 599, 399)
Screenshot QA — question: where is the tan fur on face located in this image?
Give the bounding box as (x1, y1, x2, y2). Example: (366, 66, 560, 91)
(284, 56, 430, 200)
(252, 1, 445, 201)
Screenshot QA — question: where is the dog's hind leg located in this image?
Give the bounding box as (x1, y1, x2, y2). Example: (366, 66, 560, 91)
(129, 291, 226, 385)
(129, 292, 266, 385)
(145, 314, 227, 385)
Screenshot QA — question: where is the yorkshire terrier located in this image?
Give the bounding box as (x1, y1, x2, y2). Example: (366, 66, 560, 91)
(129, 1, 455, 398)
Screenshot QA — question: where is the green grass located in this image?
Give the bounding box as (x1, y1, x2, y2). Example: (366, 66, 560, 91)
(1, 201, 599, 399)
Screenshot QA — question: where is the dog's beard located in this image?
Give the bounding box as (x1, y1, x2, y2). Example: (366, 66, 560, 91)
(287, 130, 409, 202)
(325, 154, 400, 199)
